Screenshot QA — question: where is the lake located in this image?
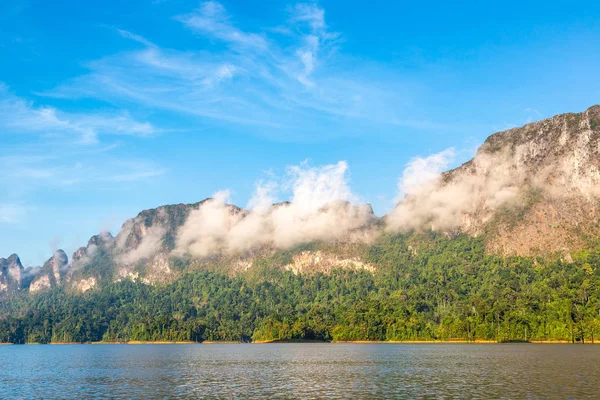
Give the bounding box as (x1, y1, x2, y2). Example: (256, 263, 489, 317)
(1, 343, 598, 398)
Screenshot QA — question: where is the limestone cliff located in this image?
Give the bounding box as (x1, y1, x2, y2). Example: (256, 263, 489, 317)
(4, 105, 600, 295)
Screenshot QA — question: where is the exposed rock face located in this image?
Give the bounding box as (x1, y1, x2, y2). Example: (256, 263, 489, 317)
(21, 266, 41, 288)
(0, 254, 25, 293)
(29, 250, 69, 293)
(456, 105, 600, 255)
(70, 232, 114, 269)
(284, 251, 375, 275)
(29, 275, 52, 293)
(116, 202, 209, 251)
(64, 197, 378, 287)
(4, 105, 600, 295)
(74, 277, 97, 293)
(65, 232, 114, 292)
(112, 201, 209, 283)
(388, 105, 600, 256)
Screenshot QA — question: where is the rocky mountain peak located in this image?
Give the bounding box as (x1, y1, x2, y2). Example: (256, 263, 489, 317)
(3, 105, 600, 296)
(46, 249, 69, 280)
(114, 200, 209, 254)
(28, 250, 70, 294)
(407, 105, 600, 256)
(88, 232, 114, 247)
(0, 253, 25, 292)
(5, 253, 22, 266)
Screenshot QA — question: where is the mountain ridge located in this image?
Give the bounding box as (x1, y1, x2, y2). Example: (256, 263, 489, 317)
(3, 105, 600, 296)
(388, 104, 600, 255)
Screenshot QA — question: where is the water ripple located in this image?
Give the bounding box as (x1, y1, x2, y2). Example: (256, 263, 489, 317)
(0, 344, 598, 399)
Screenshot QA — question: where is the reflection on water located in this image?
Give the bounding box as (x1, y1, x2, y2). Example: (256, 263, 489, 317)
(1, 343, 598, 398)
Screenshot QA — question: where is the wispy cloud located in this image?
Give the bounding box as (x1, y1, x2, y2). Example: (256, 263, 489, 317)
(0, 83, 159, 144)
(100, 161, 166, 182)
(395, 148, 455, 203)
(290, 3, 326, 31)
(0, 154, 165, 190)
(42, 2, 436, 141)
(0, 84, 165, 200)
(175, 1, 268, 50)
(115, 28, 155, 48)
(288, 3, 340, 87)
(0, 203, 29, 224)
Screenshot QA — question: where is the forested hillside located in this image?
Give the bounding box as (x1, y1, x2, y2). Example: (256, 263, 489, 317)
(2, 233, 598, 344)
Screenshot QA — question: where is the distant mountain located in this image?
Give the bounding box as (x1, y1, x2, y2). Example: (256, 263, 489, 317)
(2, 105, 600, 296)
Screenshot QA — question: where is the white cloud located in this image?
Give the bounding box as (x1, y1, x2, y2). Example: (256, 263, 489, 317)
(175, 2, 268, 49)
(0, 155, 165, 189)
(116, 28, 155, 48)
(102, 164, 166, 182)
(290, 3, 326, 31)
(386, 147, 531, 233)
(288, 3, 338, 86)
(0, 84, 165, 206)
(174, 161, 375, 257)
(246, 180, 278, 211)
(395, 148, 455, 202)
(118, 224, 166, 265)
(42, 2, 434, 142)
(285, 161, 357, 211)
(0, 84, 159, 144)
(0, 204, 28, 224)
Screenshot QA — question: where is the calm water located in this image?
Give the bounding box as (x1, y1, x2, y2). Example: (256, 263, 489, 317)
(1, 343, 598, 399)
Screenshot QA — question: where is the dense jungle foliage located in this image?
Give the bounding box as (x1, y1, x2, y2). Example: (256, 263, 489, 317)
(1, 233, 599, 344)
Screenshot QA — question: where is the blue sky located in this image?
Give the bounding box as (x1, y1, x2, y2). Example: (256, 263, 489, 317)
(1, 0, 599, 265)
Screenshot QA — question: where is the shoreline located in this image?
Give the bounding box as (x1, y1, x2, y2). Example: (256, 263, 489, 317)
(4, 339, 597, 345)
(254, 339, 598, 344)
(253, 339, 329, 344)
(125, 341, 198, 345)
(335, 340, 599, 344)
